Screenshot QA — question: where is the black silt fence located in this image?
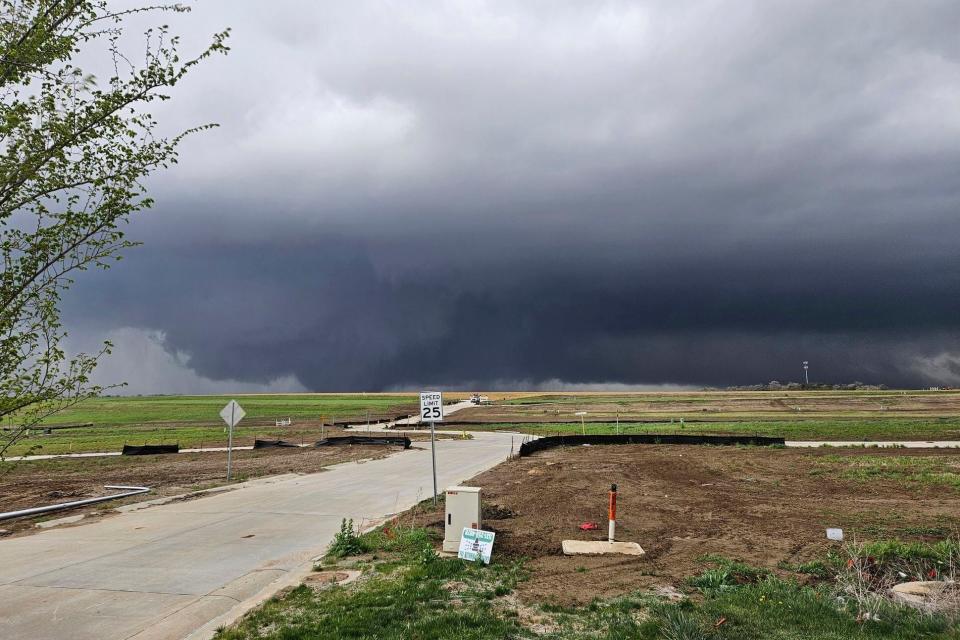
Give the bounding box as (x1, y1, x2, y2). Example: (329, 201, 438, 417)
(121, 443, 180, 455)
(315, 435, 412, 449)
(253, 439, 300, 449)
(518, 433, 785, 457)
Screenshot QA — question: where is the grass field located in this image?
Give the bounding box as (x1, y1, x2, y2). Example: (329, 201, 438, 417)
(814, 454, 960, 489)
(6, 389, 960, 457)
(455, 418, 960, 441)
(2, 394, 421, 456)
(20, 394, 421, 427)
(447, 390, 960, 441)
(461, 390, 960, 423)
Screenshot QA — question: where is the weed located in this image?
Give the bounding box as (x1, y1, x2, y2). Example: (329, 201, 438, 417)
(689, 557, 769, 594)
(779, 559, 832, 579)
(359, 520, 435, 555)
(657, 606, 708, 640)
(327, 518, 365, 558)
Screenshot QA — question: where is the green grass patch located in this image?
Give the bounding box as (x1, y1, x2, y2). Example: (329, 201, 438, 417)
(215, 566, 521, 640)
(816, 455, 960, 489)
(4, 394, 418, 456)
(25, 394, 418, 427)
(699, 577, 955, 639)
(219, 524, 525, 640)
(326, 518, 436, 559)
(215, 529, 960, 640)
(688, 556, 770, 594)
(778, 558, 834, 579)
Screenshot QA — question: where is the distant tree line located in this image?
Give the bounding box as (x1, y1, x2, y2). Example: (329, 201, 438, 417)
(719, 382, 890, 392)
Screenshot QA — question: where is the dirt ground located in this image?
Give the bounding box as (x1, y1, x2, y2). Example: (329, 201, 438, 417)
(408, 444, 960, 606)
(452, 391, 960, 422)
(0, 444, 403, 535)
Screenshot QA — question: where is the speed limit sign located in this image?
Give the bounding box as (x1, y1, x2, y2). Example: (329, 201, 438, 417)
(420, 391, 444, 422)
(420, 390, 444, 506)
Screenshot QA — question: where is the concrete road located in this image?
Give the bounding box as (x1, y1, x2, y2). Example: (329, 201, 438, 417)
(0, 422, 518, 639)
(786, 440, 960, 448)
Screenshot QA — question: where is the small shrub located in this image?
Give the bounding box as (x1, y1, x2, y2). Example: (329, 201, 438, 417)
(328, 518, 365, 558)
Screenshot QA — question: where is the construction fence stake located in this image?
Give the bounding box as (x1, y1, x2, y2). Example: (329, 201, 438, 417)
(608, 483, 618, 542)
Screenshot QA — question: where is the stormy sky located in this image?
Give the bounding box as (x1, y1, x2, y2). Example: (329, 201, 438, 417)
(63, 1, 960, 392)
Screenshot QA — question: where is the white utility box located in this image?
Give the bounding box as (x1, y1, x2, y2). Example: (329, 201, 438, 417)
(443, 486, 482, 552)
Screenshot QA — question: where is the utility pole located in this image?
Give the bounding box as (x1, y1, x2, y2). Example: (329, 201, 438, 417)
(803, 361, 809, 386)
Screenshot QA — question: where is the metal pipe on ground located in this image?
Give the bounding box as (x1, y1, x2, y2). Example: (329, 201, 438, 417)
(0, 485, 150, 522)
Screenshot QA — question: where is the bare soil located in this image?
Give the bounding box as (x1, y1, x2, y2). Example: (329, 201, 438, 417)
(452, 391, 960, 423)
(408, 444, 960, 606)
(0, 444, 401, 535)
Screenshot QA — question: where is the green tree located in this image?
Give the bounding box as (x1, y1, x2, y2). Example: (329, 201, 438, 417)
(0, 1, 228, 458)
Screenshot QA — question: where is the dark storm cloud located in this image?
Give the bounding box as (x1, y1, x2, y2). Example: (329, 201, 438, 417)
(63, 1, 960, 391)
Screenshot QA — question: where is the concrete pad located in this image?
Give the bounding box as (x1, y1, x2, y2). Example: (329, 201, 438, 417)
(562, 540, 645, 556)
(890, 580, 956, 611)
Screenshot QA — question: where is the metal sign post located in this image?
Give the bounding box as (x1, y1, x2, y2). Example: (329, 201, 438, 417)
(219, 400, 246, 481)
(420, 391, 444, 505)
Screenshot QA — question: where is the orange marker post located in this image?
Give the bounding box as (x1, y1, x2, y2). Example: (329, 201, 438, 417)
(608, 483, 617, 542)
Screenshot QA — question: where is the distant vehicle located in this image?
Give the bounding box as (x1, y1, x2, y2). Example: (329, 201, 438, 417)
(470, 393, 482, 405)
